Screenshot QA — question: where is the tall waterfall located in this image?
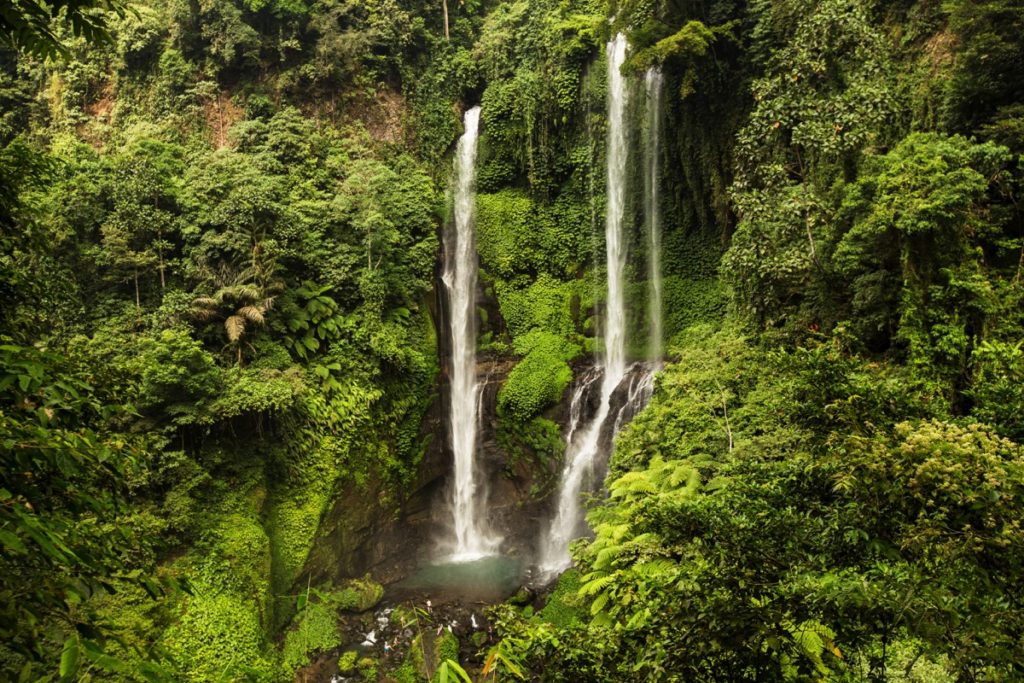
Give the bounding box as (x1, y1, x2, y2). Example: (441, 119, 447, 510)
(538, 34, 635, 577)
(645, 68, 664, 366)
(444, 106, 499, 561)
(603, 33, 630, 390)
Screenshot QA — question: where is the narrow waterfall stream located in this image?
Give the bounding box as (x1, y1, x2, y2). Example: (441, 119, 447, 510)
(645, 67, 665, 366)
(538, 33, 638, 577)
(443, 106, 500, 561)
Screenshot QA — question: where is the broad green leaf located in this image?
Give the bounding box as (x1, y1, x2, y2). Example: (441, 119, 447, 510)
(59, 636, 80, 681)
(0, 529, 26, 553)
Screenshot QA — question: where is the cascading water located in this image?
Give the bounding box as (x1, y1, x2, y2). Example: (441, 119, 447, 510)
(603, 33, 630, 391)
(443, 106, 500, 561)
(644, 67, 665, 366)
(538, 33, 637, 577)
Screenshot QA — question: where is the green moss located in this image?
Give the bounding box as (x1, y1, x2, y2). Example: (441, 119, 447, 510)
(435, 631, 459, 668)
(266, 427, 351, 601)
(336, 650, 357, 672)
(477, 191, 592, 280)
(393, 661, 421, 683)
(161, 506, 274, 679)
(277, 578, 378, 680)
(497, 276, 588, 342)
(164, 592, 274, 682)
(538, 569, 585, 629)
(156, 479, 278, 681)
(333, 575, 384, 613)
(358, 656, 378, 681)
(267, 495, 325, 597)
(662, 277, 728, 342)
(476, 191, 536, 279)
(498, 332, 579, 422)
(280, 598, 342, 676)
(395, 632, 428, 683)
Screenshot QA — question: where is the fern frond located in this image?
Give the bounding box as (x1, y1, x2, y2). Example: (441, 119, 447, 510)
(225, 315, 245, 342)
(632, 559, 676, 578)
(238, 305, 265, 324)
(592, 546, 619, 571)
(578, 573, 615, 596)
(667, 463, 694, 488)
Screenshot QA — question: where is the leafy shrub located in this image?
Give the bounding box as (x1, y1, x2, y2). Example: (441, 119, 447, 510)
(969, 339, 1024, 440)
(498, 332, 579, 422)
(280, 594, 342, 677)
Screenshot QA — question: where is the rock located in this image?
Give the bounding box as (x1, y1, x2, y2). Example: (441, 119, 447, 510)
(507, 585, 534, 606)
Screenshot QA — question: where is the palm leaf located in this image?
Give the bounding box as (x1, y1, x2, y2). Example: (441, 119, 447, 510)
(225, 315, 245, 342)
(237, 306, 265, 324)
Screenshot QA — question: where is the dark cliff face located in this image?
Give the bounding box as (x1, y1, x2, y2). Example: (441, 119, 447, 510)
(302, 354, 569, 591)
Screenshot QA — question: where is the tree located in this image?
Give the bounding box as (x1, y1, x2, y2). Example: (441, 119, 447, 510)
(191, 254, 281, 365)
(724, 0, 896, 327)
(0, 343, 179, 679)
(0, 0, 126, 58)
(834, 133, 1011, 382)
(96, 139, 184, 306)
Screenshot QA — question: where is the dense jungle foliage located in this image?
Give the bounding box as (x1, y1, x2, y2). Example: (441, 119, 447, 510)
(1, 0, 1023, 680)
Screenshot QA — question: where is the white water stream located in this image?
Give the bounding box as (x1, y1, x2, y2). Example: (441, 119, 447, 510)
(645, 67, 665, 366)
(444, 106, 500, 561)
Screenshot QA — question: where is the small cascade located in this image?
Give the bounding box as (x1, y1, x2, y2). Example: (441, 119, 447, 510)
(563, 367, 602, 447)
(644, 67, 665, 366)
(538, 361, 656, 576)
(613, 366, 656, 435)
(443, 106, 500, 561)
(538, 33, 646, 577)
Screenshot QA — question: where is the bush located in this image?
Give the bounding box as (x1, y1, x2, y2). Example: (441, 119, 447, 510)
(498, 332, 579, 422)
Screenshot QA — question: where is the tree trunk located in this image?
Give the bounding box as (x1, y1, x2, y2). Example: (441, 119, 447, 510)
(442, 0, 449, 39)
(134, 270, 140, 309)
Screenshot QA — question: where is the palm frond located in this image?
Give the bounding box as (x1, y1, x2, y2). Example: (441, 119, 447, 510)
(225, 315, 245, 342)
(237, 305, 265, 324)
(232, 285, 262, 302)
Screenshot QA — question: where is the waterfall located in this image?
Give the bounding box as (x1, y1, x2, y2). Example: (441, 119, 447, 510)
(444, 106, 500, 561)
(645, 67, 665, 366)
(538, 33, 638, 577)
(603, 33, 630, 390)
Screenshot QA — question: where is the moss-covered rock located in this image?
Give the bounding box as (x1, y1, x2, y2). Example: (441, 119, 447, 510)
(335, 575, 385, 613)
(498, 332, 580, 422)
(338, 650, 359, 673)
(431, 632, 461, 682)
(358, 656, 379, 681)
(280, 597, 343, 678)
